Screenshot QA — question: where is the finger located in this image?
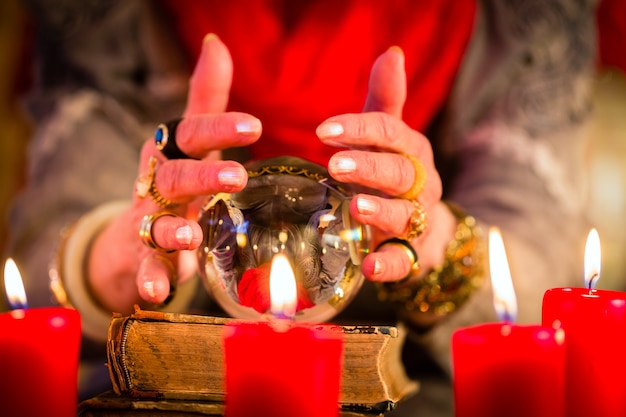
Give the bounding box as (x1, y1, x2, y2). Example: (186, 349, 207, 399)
(184, 33, 233, 116)
(362, 46, 406, 118)
(138, 140, 160, 175)
(166, 112, 261, 159)
(328, 150, 421, 198)
(152, 159, 248, 204)
(177, 250, 200, 285)
(134, 140, 249, 207)
(137, 254, 176, 304)
(361, 245, 415, 282)
(317, 112, 428, 157)
(347, 194, 415, 239)
(145, 214, 203, 252)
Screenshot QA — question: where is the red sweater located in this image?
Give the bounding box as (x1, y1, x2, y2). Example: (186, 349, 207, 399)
(164, 0, 477, 165)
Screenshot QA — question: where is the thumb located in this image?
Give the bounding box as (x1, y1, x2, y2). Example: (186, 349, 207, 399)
(184, 33, 233, 116)
(362, 46, 407, 118)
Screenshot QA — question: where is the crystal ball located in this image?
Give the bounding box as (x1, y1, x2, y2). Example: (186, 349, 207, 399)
(197, 156, 370, 322)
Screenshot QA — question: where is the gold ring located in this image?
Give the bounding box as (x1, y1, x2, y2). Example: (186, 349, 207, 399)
(375, 238, 420, 282)
(135, 156, 178, 209)
(134, 159, 153, 199)
(405, 200, 428, 240)
(139, 211, 178, 253)
(397, 153, 426, 200)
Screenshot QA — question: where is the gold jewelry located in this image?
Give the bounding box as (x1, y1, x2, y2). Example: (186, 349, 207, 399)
(396, 153, 426, 200)
(49, 222, 76, 308)
(136, 156, 157, 200)
(375, 238, 420, 282)
(376, 201, 485, 317)
(49, 201, 133, 342)
(405, 200, 427, 240)
(49, 202, 198, 341)
(135, 160, 153, 199)
(136, 156, 178, 209)
(139, 211, 178, 253)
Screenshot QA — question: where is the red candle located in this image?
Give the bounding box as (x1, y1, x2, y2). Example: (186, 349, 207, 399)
(223, 254, 344, 417)
(0, 259, 81, 417)
(452, 228, 566, 417)
(453, 323, 566, 417)
(542, 229, 626, 417)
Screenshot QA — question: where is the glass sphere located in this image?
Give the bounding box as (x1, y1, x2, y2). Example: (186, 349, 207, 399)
(197, 156, 370, 322)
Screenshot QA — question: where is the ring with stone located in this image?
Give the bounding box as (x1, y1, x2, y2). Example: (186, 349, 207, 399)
(155, 118, 195, 160)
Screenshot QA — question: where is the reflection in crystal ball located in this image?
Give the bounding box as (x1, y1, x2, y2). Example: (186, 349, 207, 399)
(197, 156, 370, 322)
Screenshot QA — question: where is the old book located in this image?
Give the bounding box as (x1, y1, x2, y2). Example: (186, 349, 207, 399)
(78, 390, 386, 417)
(106, 308, 418, 414)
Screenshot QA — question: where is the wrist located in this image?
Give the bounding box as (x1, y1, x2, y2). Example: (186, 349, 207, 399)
(411, 201, 457, 275)
(87, 206, 144, 313)
(51, 200, 200, 341)
(376, 201, 486, 326)
(51, 200, 131, 342)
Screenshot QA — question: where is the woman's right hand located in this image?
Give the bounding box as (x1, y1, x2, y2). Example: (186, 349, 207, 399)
(87, 34, 262, 314)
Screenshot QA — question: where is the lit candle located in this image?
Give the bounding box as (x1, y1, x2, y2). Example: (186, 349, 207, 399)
(223, 254, 344, 417)
(268, 254, 297, 320)
(0, 258, 81, 417)
(543, 228, 626, 417)
(452, 228, 566, 417)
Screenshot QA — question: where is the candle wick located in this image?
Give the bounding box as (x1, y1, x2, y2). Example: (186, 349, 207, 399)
(8, 300, 27, 310)
(500, 310, 515, 324)
(587, 273, 599, 290)
(272, 311, 295, 321)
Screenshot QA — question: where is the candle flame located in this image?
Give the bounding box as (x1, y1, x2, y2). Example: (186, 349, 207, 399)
(3, 258, 28, 309)
(269, 254, 297, 319)
(584, 228, 601, 290)
(489, 227, 517, 322)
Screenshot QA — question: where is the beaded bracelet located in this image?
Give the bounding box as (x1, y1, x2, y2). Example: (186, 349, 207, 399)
(376, 201, 485, 317)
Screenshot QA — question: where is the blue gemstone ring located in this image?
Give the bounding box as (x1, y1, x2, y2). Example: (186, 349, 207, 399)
(154, 118, 195, 159)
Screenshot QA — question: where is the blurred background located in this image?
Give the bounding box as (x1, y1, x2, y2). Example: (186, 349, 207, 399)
(1, 0, 30, 257)
(0, 0, 624, 311)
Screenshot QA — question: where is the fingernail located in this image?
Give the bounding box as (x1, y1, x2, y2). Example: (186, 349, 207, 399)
(203, 33, 219, 44)
(356, 196, 378, 215)
(329, 156, 356, 174)
(218, 166, 246, 187)
(317, 122, 344, 138)
(236, 118, 262, 135)
(176, 225, 193, 245)
(388, 45, 405, 57)
(143, 280, 156, 300)
(373, 259, 383, 276)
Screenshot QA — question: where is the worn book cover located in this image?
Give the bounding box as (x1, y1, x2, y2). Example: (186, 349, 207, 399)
(106, 308, 418, 413)
(78, 391, 387, 417)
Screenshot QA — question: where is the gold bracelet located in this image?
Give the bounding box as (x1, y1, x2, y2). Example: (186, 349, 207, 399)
(49, 221, 75, 308)
(376, 201, 485, 317)
(49, 201, 132, 314)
